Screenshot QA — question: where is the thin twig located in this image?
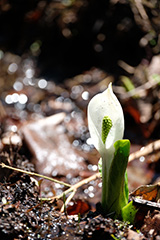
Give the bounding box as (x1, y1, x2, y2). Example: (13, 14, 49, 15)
(0, 163, 71, 187)
(129, 140, 160, 162)
(41, 172, 101, 201)
(134, 0, 149, 20)
(133, 198, 160, 211)
(60, 190, 76, 213)
(132, 0, 152, 32)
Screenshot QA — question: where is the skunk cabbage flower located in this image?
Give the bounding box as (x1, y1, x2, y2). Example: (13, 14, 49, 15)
(88, 82, 124, 164)
(87, 83, 130, 216)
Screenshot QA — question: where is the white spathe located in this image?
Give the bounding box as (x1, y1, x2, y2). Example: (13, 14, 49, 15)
(87, 83, 124, 157)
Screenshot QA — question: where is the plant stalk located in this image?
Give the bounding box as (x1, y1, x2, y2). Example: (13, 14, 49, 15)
(101, 157, 108, 213)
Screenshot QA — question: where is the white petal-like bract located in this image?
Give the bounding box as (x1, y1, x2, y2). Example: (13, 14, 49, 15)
(87, 83, 124, 156)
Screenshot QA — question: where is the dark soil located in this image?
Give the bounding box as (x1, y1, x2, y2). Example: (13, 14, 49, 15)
(0, 152, 132, 240)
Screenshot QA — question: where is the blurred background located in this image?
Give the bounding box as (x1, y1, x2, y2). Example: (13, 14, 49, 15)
(0, 0, 159, 82)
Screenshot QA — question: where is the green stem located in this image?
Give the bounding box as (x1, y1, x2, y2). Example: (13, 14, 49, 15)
(101, 157, 108, 213)
(101, 140, 130, 218)
(101, 149, 113, 214)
